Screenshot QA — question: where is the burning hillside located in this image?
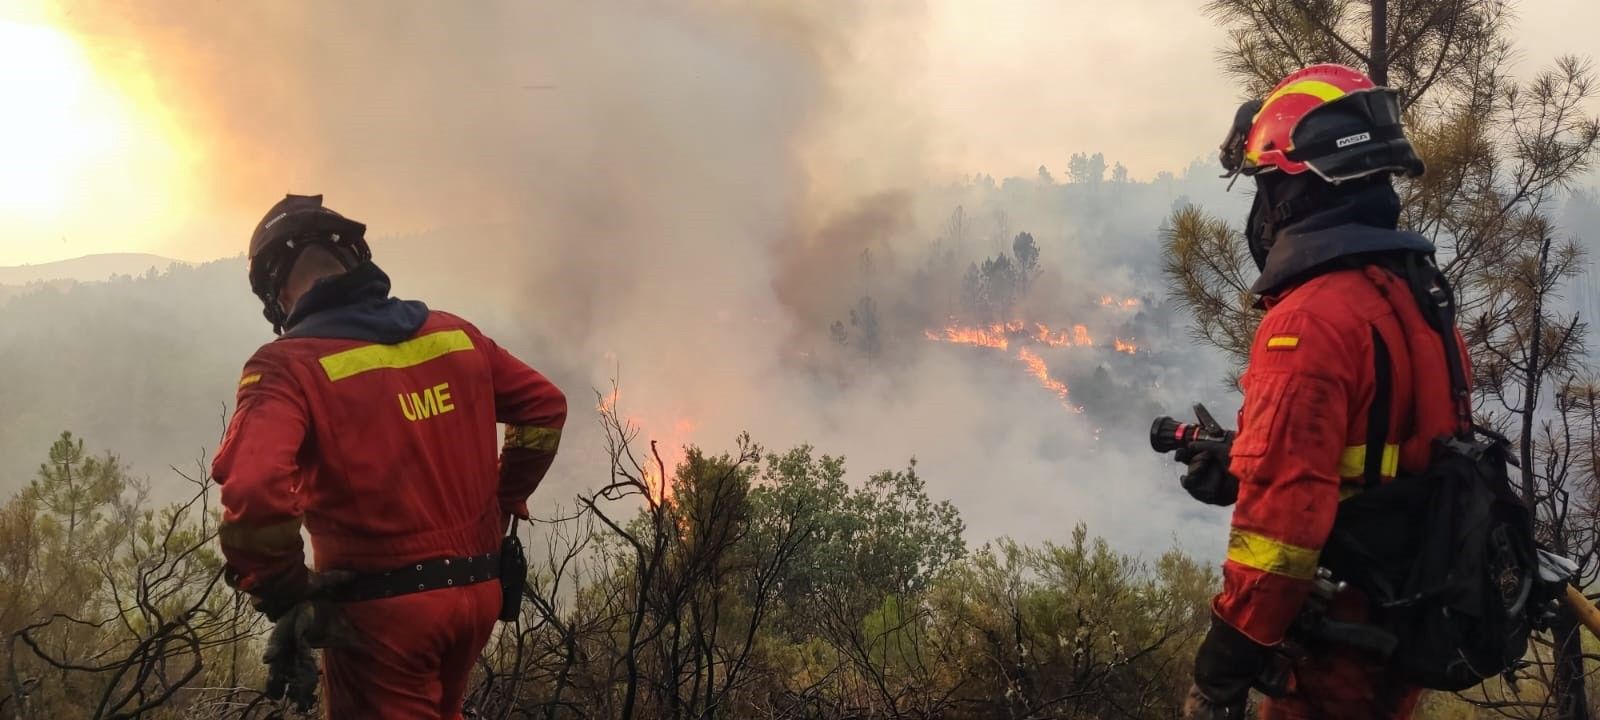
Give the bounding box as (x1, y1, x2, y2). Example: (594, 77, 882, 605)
(1016, 348, 1073, 409)
(914, 290, 1148, 413)
(596, 387, 698, 501)
(1100, 295, 1142, 310)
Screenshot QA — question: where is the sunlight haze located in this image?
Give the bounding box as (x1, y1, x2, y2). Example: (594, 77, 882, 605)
(0, 0, 1595, 266)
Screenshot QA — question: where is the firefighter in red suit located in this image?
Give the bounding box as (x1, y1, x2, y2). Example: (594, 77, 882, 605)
(1177, 65, 1471, 719)
(212, 194, 567, 719)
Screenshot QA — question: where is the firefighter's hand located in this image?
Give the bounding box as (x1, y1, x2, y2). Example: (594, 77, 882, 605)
(262, 599, 359, 711)
(263, 602, 321, 712)
(260, 572, 357, 711)
(1176, 440, 1237, 506)
(1193, 615, 1271, 715)
(1183, 685, 1247, 720)
(252, 569, 358, 621)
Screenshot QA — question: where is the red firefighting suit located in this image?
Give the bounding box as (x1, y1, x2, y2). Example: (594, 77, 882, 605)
(213, 263, 566, 719)
(1217, 237, 1470, 718)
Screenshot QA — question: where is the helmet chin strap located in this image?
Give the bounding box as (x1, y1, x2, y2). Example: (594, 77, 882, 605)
(263, 294, 288, 336)
(256, 238, 312, 336)
(1247, 175, 1307, 272)
(257, 255, 295, 336)
(259, 240, 367, 335)
(1250, 170, 1345, 271)
(1246, 190, 1274, 271)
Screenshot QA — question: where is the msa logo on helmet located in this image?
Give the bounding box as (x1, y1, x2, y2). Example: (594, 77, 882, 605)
(1336, 132, 1373, 149)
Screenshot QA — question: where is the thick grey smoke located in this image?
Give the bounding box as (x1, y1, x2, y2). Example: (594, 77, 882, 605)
(36, 0, 1262, 556)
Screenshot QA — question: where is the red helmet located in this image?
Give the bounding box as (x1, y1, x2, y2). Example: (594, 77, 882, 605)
(1220, 64, 1424, 183)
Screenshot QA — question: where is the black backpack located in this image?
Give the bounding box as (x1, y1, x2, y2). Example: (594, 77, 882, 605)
(1318, 253, 1538, 691)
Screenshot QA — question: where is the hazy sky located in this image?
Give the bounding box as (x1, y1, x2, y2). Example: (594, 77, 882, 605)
(0, 0, 1596, 267)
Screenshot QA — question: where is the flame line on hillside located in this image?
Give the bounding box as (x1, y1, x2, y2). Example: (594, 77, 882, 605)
(1016, 347, 1076, 410)
(1099, 295, 1141, 310)
(926, 326, 1009, 350)
(1032, 322, 1094, 348)
(925, 321, 1085, 413)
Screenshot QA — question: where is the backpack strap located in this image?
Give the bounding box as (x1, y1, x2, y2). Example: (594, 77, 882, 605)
(1365, 327, 1393, 489)
(1400, 254, 1473, 437)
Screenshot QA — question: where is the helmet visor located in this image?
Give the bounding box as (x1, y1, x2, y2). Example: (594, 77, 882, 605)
(1284, 88, 1424, 182)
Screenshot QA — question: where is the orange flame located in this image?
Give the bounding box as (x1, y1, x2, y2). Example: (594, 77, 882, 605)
(928, 324, 1010, 350)
(925, 319, 1130, 413)
(1099, 295, 1141, 310)
(642, 455, 671, 502)
(596, 387, 694, 502)
(1016, 348, 1075, 409)
(1033, 323, 1069, 348)
(1029, 323, 1094, 348)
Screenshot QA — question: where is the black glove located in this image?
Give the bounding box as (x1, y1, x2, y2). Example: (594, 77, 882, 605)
(260, 572, 357, 711)
(1193, 614, 1273, 710)
(263, 603, 322, 712)
(1175, 439, 1237, 506)
(1183, 684, 1247, 720)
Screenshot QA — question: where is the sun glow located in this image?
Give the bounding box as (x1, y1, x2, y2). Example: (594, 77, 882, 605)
(0, 21, 119, 212)
(0, 17, 189, 264)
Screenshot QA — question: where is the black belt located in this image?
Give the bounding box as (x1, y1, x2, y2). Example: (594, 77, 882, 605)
(327, 552, 500, 603)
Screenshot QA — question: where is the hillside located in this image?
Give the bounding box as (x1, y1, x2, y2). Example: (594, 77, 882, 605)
(6, 171, 1598, 550)
(0, 252, 183, 286)
(0, 258, 262, 494)
(0, 169, 1244, 552)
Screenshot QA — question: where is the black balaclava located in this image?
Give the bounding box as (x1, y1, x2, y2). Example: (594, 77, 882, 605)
(1245, 171, 1402, 271)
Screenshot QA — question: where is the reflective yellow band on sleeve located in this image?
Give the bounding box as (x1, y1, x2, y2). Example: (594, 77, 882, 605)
(239, 373, 263, 387)
(1338, 443, 1400, 478)
(218, 518, 303, 555)
(1266, 335, 1300, 349)
(505, 425, 561, 454)
(1227, 528, 1319, 580)
(318, 329, 475, 382)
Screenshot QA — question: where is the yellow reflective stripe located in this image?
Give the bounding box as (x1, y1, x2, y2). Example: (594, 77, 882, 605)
(1338, 444, 1400, 478)
(319, 329, 475, 382)
(1261, 79, 1347, 113)
(1266, 335, 1300, 349)
(1227, 528, 1319, 580)
(1339, 484, 1364, 501)
(505, 425, 561, 454)
(218, 518, 303, 555)
(239, 373, 263, 387)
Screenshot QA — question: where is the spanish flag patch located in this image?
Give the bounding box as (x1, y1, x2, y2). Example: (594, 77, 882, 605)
(239, 373, 263, 387)
(1266, 335, 1300, 350)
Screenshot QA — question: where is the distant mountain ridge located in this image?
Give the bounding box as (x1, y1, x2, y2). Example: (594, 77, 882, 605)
(0, 253, 185, 286)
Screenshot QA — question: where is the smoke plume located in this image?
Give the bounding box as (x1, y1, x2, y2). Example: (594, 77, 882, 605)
(41, 0, 1249, 554)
